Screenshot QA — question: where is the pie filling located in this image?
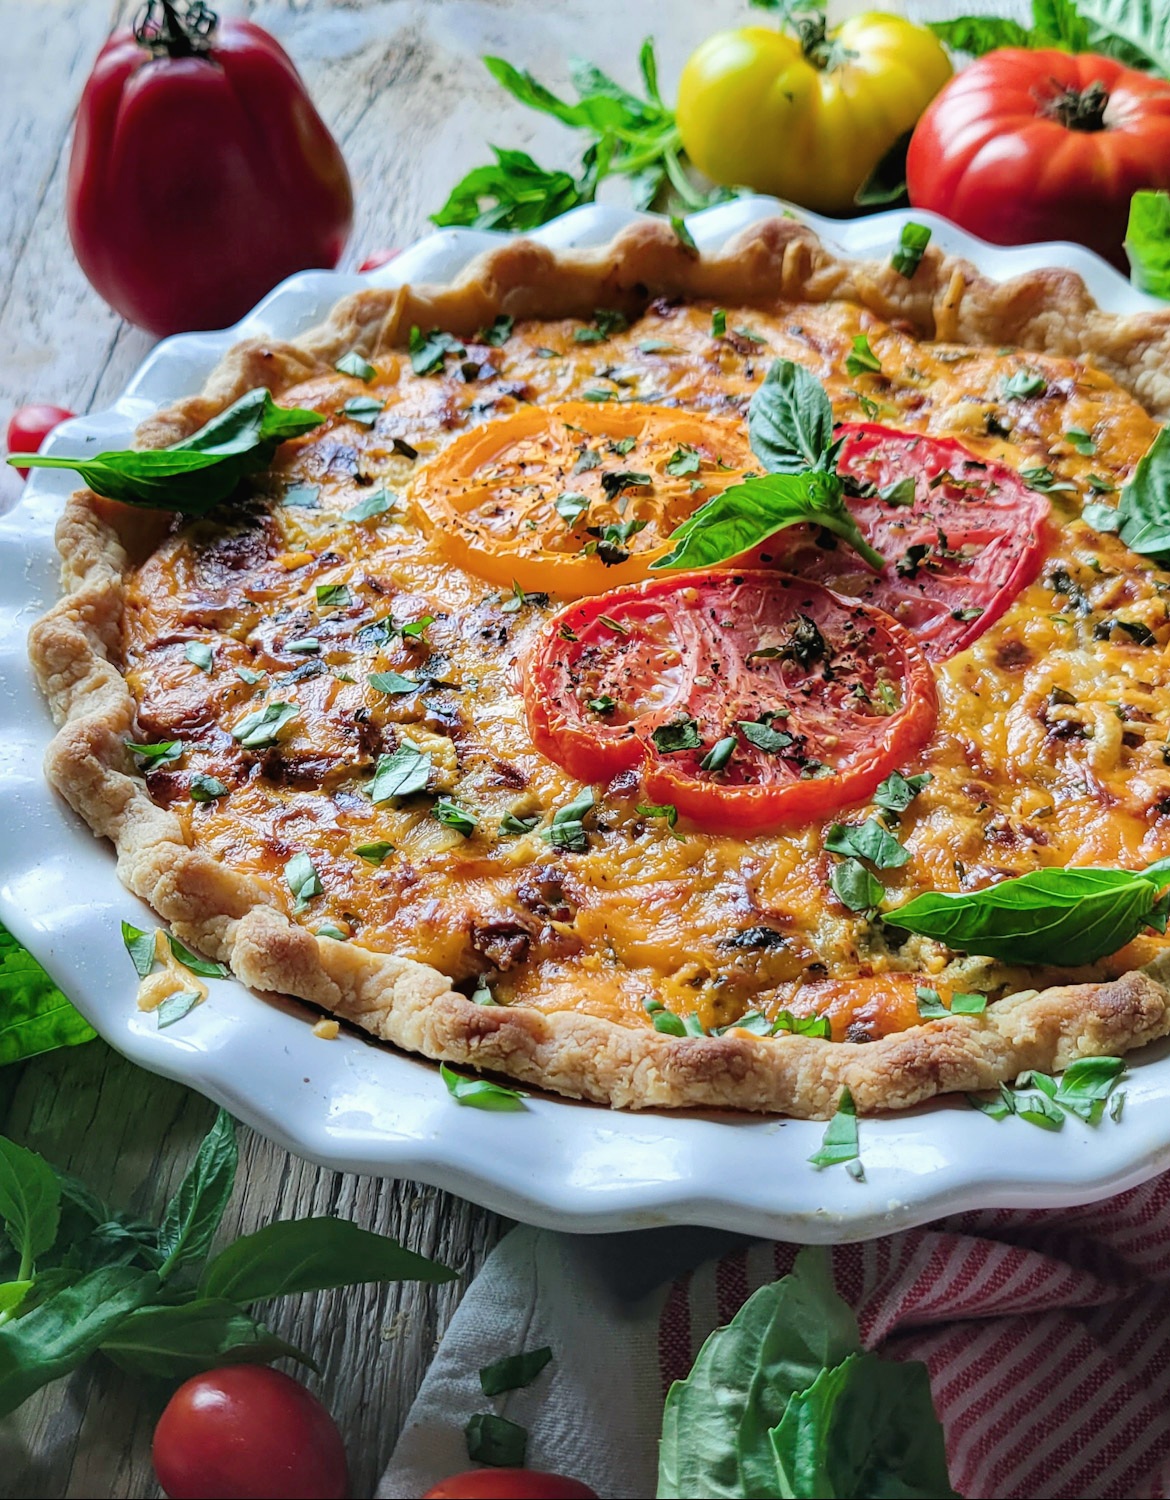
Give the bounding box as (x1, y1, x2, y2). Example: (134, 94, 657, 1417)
(122, 298, 1170, 1042)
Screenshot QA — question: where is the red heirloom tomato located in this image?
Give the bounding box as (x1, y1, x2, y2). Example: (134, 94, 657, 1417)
(424, 1471, 598, 1499)
(5, 404, 75, 478)
(525, 570, 937, 836)
(152, 1365, 348, 1500)
(906, 49, 1170, 268)
(68, 0, 353, 335)
(760, 423, 1051, 661)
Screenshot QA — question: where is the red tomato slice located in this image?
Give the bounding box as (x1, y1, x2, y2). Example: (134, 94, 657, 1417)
(526, 570, 937, 835)
(756, 424, 1050, 661)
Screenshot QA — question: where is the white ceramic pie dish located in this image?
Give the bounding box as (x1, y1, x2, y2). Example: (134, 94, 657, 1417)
(3, 196, 1169, 1242)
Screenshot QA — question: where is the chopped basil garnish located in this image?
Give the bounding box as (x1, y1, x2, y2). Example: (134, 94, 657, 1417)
(316, 923, 348, 941)
(588, 695, 616, 714)
(665, 445, 701, 477)
(830, 858, 884, 913)
(354, 841, 394, 864)
(341, 396, 384, 427)
(281, 483, 320, 508)
(1019, 465, 1075, 493)
(808, 1087, 862, 1176)
(555, 492, 591, 527)
(636, 802, 682, 839)
(499, 812, 540, 836)
(441, 1064, 527, 1113)
(638, 339, 679, 354)
(336, 351, 376, 382)
(500, 581, 529, 614)
(599, 469, 651, 501)
(398, 614, 434, 641)
(951, 991, 987, 1014)
(873, 770, 931, 815)
(711, 308, 727, 338)
(346, 488, 395, 522)
(370, 742, 431, 803)
(285, 853, 323, 911)
(157, 990, 202, 1029)
(915, 986, 948, 1019)
(572, 448, 601, 474)
(465, 1411, 528, 1466)
(8, 387, 324, 513)
(232, 701, 298, 749)
(433, 798, 477, 836)
(652, 1011, 687, 1037)
(971, 1057, 1127, 1130)
(879, 477, 916, 507)
(825, 818, 908, 870)
(1113, 427, 1170, 562)
(369, 670, 417, 695)
(480, 1346, 553, 1397)
(184, 641, 214, 673)
(165, 934, 228, 979)
(1083, 501, 1120, 532)
(737, 719, 793, 753)
(671, 215, 698, 254)
(891, 221, 931, 277)
(409, 326, 465, 376)
(1066, 427, 1096, 456)
(845, 333, 882, 377)
(236, 666, 265, 685)
(286, 636, 320, 655)
(316, 583, 352, 609)
(541, 788, 594, 852)
(700, 735, 736, 773)
(478, 314, 514, 347)
(122, 920, 156, 978)
(189, 774, 228, 803)
(1002, 369, 1047, 400)
(651, 717, 701, 754)
(126, 740, 183, 767)
(772, 1010, 831, 1039)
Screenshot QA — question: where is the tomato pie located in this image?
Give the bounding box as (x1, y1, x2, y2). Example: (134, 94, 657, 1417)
(30, 216, 1170, 1117)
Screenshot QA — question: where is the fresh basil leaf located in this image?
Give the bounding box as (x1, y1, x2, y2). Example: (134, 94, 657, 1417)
(655, 469, 885, 573)
(671, 215, 698, 254)
(771, 1349, 959, 1500)
(968, 1089, 1014, 1120)
(409, 326, 465, 376)
(156, 1110, 238, 1280)
(950, 991, 988, 1015)
(665, 445, 701, 478)
(156, 990, 201, 1029)
(652, 717, 701, 754)
(700, 736, 736, 773)
(652, 1011, 687, 1037)
(499, 813, 539, 837)
(478, 314, 514, 347)
(184, 641, 213, 673)
(555, 491, 591, 527)
(1067, 426, 1097, 456)
(825, 819, 908, 870)
(711, 308, 727, 338)
(637, 801, 681, 837)
(166, 935, 228, 980)
(0, 925, 94, 1067)
(658, 1247, 860, 1500)
(771, 1010, 832, 1039)
(808, 1088, 862, 1172)
(370, 742, 431, 803)
(845, 334, 882, 377)
(346, 488, 395, 523)
(480, 1345, 553, 1397)
(1116, 426, 1170, 559)
(0, 1138, 60, 1275)
(431, 146, 593, 233)
(236, 666, 265, 686)
(1003, 369, 1047, 400)
(0, 1266, 160, 1417)
(1033, 0, 1094, 48)
(9, 388, 324, 513)
(336, 351, 376, 382)
(126, 739, 183, 767)
(541, 787, 594, 853)
(121, 921, 157, 979)
(927, 15, 1032, 53)
(1053, 1055, 1126, 1123)
(341, 396, 384, 427)
(465, 1411, 527, 1467)
(199, 1216, 453, 1304)
(285, 854, 322, 911)
(874, 770, 931, 814)
(1076, 0, 1170, 73)
(399, 614, 433, 640)
(1020, 465, 1076, 493)
(189, 774, 228, 803)
(1127, 190, 1170, 299)
(368, 670, 417, 695)
(441, 1063, 527, 1111)
(316, 923, 348, 941)
(892, 222, 932, 277)
(101, 1298, 309, 1379)
(747, 358, 835, 475)
(316, 583, 352, 609)
(0, 1282, 32, 1316)
(890, 859, 1170, 965)
(830, 859, 884, 913)
(1013, 1076, 1066, 1130)
(281, 483, 320, 509)
(738, 720, 793, 753)
(1084, 501, 1121, 532)
(433, 799, 477, 836)
(232, 701, 298, 750)
(915, 986, 949, 1019)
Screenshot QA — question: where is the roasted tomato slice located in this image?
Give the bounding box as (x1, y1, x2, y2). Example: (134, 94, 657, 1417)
(757, 423, 1050, 660)
(413, 402, 753, 597)
(525, 570, 938, 834)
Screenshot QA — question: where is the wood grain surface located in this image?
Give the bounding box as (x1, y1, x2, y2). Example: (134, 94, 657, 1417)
(0, 1, 1014, 1494)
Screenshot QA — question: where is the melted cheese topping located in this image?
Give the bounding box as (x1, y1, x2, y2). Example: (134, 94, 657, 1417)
(123, 298, 1170, 1042)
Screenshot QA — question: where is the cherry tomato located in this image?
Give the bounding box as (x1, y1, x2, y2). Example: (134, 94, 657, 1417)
(358, 248, 400, 271)
(757, 424, 1050, 661)
(5, 404, 75, 478)
(906, 49, 1170, 268)
(152, 1366, 348, 1500)
(415, 401, 752, 597)
(424, 1471, 597, 1499)
(525, 570, 937, 835)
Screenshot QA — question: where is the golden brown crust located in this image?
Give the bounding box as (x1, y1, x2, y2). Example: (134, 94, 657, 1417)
(29, 215, 1170, 1118)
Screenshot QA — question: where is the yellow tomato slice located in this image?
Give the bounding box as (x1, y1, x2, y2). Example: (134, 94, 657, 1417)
(410, 401, 754, 596)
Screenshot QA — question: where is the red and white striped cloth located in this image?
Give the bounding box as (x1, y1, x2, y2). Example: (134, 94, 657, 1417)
(381, 1174, 1170, 1500)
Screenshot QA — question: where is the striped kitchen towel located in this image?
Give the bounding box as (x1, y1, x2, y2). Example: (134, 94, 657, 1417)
(380, 1174, 1170, 1500)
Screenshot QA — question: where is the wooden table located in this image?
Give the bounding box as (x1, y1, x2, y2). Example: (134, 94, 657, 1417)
(0, 1, 993, 1493)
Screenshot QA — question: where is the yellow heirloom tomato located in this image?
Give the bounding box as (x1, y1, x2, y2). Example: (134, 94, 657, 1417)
(676, 12, 952, 215)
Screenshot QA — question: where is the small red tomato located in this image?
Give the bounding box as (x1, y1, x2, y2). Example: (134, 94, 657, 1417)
(6, 404, 75, 478)
(358, 248, 400, 271)
(423, 1471, 597, 1499)
(152, 1366, 348, 1500)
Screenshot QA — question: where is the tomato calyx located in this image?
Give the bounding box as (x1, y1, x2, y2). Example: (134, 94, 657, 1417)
(1044, 79, 1110, 133)
(135, 0, 217, 58)
(793, 12, 858, 74)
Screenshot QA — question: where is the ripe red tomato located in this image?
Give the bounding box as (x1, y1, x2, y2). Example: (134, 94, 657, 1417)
(152, 1366, 348, 1500)
(759, 423, 1051, 661)
(525, 570, 937, 835)
(907, 49, 1170, 268)
(358, 248, 401, 272)
(68, 5, 353, 334)
(424, 1471, 597, 1499)
(5, 404, 75, 478)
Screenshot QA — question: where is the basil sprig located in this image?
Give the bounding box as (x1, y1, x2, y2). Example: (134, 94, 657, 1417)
(9, 388, 324, 513)
(1105, 425, 1170, 560)
(1127, 190, 1170, 299)
(890, 857, 1170, 966)
(658, 1247, 957, 1500)
(655, 361, 886, 573)
(930, 0, 1170, 73)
